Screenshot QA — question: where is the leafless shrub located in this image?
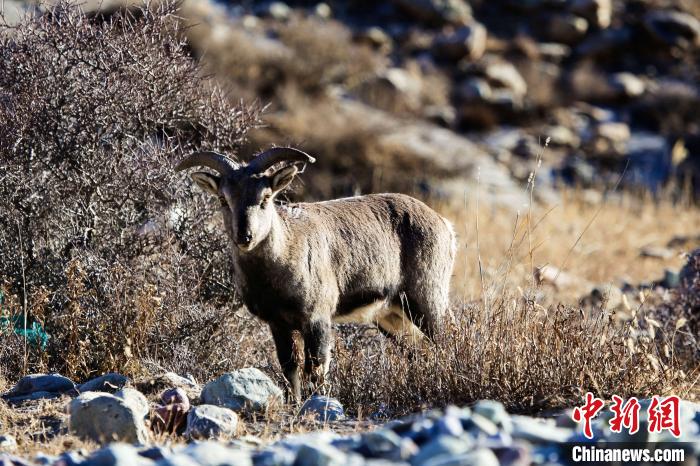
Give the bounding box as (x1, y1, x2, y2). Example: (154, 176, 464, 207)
(0, 1, 261, 380)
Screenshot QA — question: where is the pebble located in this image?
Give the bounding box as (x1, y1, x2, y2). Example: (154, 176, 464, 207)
(410, 435, 471, 466)
(179, 441, 252, 466)
(299, 395, 345, 422)
(294, 442, 348, 466)
(0, 435, 17, 452)
(185, 404, 239, 440)
(510, 416, 573, 443)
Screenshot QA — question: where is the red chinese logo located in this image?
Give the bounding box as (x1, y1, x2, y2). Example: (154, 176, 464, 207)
(609, 395, 640, 435)
(648, 395, 681, 438)
(573, 394, 682, 439)
(572, 392, 605, 439)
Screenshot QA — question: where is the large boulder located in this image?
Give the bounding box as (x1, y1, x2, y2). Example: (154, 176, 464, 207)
(114, 388, 150, 419)
(201, 368, 283, 413)
(68, 392, 149, 444)
(186, 404, 239, 440)
(5, 373, 75, 398)
(78, 373, 129, 393)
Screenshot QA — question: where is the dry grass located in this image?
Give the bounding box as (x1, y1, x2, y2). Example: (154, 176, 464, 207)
(444, 191, 700, 303)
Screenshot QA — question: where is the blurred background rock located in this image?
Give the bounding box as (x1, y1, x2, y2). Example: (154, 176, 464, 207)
(4, 0, 699, 204)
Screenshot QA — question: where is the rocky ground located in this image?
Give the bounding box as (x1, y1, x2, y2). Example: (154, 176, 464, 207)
(0, 371, 698, 465)
(4, 0, 699, 203)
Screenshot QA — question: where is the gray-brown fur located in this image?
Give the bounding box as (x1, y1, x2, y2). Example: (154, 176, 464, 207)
(176, 148, 456, 401)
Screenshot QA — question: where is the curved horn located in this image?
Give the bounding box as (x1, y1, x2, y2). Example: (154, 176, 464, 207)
(175, 151, 239, 175)
(246, 147, 316, 175)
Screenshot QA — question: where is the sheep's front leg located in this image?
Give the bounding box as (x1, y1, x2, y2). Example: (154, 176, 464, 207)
(270, 324, 301, 404)
(303, 317, 332, 395)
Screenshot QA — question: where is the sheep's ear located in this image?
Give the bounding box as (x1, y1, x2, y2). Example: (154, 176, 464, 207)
(270, 165, 298, 194)
(191, 171, 220, 195)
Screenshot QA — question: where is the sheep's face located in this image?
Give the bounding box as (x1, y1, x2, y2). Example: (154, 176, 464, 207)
(191, 165, 298, 253)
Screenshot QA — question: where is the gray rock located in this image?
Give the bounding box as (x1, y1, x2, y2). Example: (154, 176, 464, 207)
(511, 415, 573, 443)
(266, 2, 291, 21)
(155, 455, 200, 466)
(69, 392, 149, 444)
(115, 388, 150, 419)
(355, 27, 393, 53)
(585, 121, 630, 155)
(472, 400, 510, 427)
(294, 443, 347, 466)
(201, 368, 283, 412)
(83, 443, 154, 466)
(538, 43, 571, 62)
(161, 387, 189, 407)
(147, 372, 201, 402)
(0, 454, 37, 466)
(644, 10, 700, 48)
(276, 431, 341, 451)
(545, 125, 580, 148)
(314, 3, 331, 19)
(410, 435, 471, 466)
(547, 14, 588, 44)
(0, 435, 17, 452)
(424, 448, 499, 466)
(570, 0, 612, 29)
(497, 445, 531, 466)
(6, 373, 75, 397)
(185, 404, 239, 440)
(464, 413, 499, 437)
(33, 453, 59, 465)
(576, 27, 631, 58)
(355, 67, 423, 113)
(610, 72, 645, 98)
(435, 408, 464, 437)
(483, 61, 527, 100)
(3, 391, 61, 404)
(361, 430, 417, 461)
(56, 451, 87, 466)
(180, 441, 252, 466)
(79, 373, 129, 393)
(432, 23, 487, 61)
(300, 395, 345, 422)
(252, 448, 297, 466)
(392, 0, 472, 25)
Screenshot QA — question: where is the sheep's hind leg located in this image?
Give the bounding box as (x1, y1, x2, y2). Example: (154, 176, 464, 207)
(377, 306, 425, 347)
